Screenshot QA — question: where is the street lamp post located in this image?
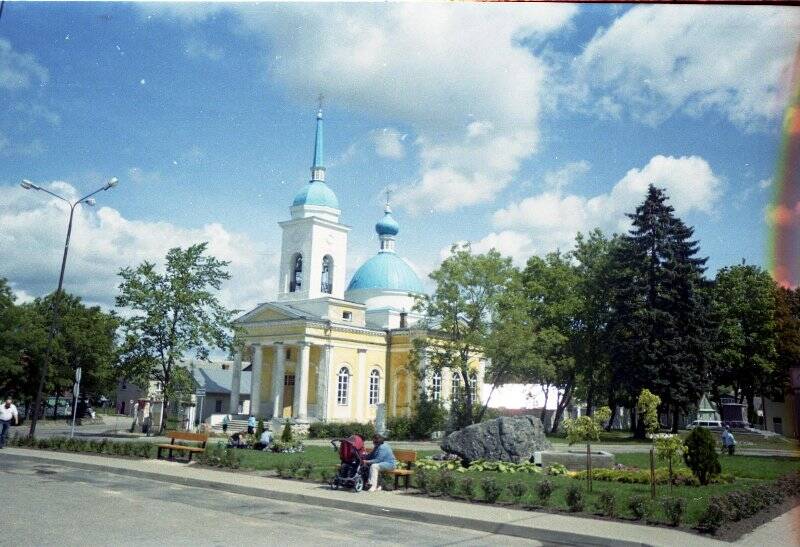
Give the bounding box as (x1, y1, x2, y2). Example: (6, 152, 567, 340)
(20, 177, 119, 437)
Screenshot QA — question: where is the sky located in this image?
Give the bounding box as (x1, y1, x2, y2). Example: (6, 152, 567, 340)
(1, 2, 799, 314)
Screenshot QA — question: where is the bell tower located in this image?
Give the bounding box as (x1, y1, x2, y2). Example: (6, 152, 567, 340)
(277, 104, 349, 302)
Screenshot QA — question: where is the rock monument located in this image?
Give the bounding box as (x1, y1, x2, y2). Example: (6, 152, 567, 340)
(440, 415, 552, 463)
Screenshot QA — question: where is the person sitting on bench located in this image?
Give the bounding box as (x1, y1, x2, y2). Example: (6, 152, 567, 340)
(365, 434, 395, 492)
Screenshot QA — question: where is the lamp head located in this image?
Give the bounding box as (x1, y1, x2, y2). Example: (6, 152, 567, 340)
(20, 179, 37, 190)
(105, 177, 119, 190)
(84, 198, 96, 206)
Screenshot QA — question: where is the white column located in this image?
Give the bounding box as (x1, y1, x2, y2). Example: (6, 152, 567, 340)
(356, 349, 367, 421)
(419, 350, 430, 395)
(316, 344, 332, 421)
(442, 367, 452, 409)
(229, 349, 242, 415)
(271, 342, 285, 419)
(250, 343, 262, 418)
(294, 341, 310, 419)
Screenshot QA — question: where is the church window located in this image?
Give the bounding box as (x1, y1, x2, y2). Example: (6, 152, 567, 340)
(337, 367, 350, 405)
(469, 373, 478, 399)
(342, 311, 352, 321)
(431, 371, 442, 401)
(321, 255, 333, 294)
(369, 369, 380, 405)
(290, 254, 303, 292)
(451, 373, 461, 399)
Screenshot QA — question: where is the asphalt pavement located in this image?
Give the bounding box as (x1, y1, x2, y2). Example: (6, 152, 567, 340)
(0, 458, 545, 547)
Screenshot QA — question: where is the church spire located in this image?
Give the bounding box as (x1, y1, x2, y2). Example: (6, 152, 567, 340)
(311, 94, 325, 182)
(375, 192, 400, 253)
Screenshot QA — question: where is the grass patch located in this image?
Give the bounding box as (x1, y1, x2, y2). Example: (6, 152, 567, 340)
(614, 453, 800, 481)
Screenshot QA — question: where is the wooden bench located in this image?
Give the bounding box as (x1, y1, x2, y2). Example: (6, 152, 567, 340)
(157, 431, 209, 462)
(383, 449, 416, 489)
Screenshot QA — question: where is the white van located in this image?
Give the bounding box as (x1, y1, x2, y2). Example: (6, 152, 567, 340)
(687, 420, 723, 430)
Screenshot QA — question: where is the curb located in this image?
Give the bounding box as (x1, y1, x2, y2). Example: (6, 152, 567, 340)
(1, 451, 650, 547)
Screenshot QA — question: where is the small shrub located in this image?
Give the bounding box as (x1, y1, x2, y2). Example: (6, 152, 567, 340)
(698, 496, 728, 533)
(308, 421, 377, 439)
(255, 419, 265, 439)
(414, 469, 429, 491)
(319, 467, 332, 484)
(425, 471, 442, 495)
(439, 471, 458, 497)
(546, 463, 568, 476)
(386, 416, 412, 440)
(281, 420, 293, 442)
(288, 458, 305, 478)
(597, 491, 616, 517)
(507, 480, 528, 504)
(661, 497, 685, 527)
(460, 477, 477, 502)
(299, 462, 314, 479)
(565, 485, 585, 512)
(275, 462, 288, 478)
(535, 479, 555, 505)
(683, 427, 721, 485)
(628, 495, 650, 520)
(481, 477, 502, 504)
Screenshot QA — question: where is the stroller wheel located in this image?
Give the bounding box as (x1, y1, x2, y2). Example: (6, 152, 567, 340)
(331, 479, 339, 490)
(354, 475, 364, 493)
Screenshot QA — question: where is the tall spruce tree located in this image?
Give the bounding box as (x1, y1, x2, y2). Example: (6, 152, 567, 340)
(609, 185, 712, 435)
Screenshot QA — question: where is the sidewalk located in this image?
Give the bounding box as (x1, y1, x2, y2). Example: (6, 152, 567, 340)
(0, 447, 737, 547)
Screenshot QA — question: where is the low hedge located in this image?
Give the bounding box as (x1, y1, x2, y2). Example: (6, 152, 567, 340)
(699, 471, 800, 533)
(6, 433, 154, 458)
(572, 467, 735, 486)
(307, 421, 376, 439)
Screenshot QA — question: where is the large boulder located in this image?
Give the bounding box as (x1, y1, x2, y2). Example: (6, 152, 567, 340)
(440, 415, 552, 463)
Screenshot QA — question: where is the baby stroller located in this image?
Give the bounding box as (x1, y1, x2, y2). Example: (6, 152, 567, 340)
(330, 435, 369, 492)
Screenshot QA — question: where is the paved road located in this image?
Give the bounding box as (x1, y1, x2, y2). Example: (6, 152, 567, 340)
(0, 458, 546, 547)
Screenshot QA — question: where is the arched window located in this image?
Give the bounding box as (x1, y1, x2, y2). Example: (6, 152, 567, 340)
(431, 370, 442, 401)
(337, 366, 350, 405)
(290, 254, 302, 292)
(369, 369, 381, 405)
(321, 255, 333, 294)
(469, 373, 478, 400)
(451, 372, 461, 399)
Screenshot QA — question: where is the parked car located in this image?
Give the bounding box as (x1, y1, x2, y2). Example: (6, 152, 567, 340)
(687, 420, 723, 430)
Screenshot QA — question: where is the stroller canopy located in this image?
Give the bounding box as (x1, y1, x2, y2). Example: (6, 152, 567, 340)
(338, 434, 366, 462)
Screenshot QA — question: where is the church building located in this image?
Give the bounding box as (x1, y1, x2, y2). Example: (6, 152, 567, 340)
(230, 107, 485, 424)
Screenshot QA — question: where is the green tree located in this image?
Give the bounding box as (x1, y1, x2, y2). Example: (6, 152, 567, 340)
(563, 406, 611, 492)
(414, 244, 515, 428)
(0, 286, 118, 411)
(571, 230, 619, 420)
(608, 185, 712, 435)
(683, 427, 721, 485)
(520, 250, 581, 433)
(115, 243, 237, 432)
(710, 264, 777, 424)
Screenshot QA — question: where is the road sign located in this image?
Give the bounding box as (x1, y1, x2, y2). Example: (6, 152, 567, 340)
(196, 388, 206, 397)
(75, 367, 82, 383)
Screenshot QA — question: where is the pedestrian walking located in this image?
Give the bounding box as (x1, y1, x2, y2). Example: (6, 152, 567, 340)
(222, 414, 230, 433)
(247, 415, 256, 435)
(142, 401, 152, 436)
(0, 396, 19, 448)
(722, 426, 736, 456)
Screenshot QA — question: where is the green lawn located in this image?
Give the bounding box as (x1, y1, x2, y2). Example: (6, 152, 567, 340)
(615, 452, 800, 481)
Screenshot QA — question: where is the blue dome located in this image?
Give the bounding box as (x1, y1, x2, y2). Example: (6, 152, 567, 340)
(375, 210, 400, 236)
(292, 181, 339, 209)
(347, 252, 424, 293)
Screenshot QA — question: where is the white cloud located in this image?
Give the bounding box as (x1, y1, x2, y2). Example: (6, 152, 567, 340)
(372, 127, 406, 159)
(544, 160, 590, 191)
(759, 178, 773, 190)
(145, 4, 577, 213)
(488, 155, 721, 261)
(0, 38, 48, 90)
(572, 6, 800, 128)
(0, 182, 276, 313)
(184, 37, 224, 61)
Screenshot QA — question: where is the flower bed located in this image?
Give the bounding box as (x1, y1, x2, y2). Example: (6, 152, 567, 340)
(571, 467, 735, 486)
(6, 433, 155, 458)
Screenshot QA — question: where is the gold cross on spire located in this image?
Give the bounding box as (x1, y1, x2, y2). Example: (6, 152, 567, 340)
(317, 93, 324, 112)
(385, 187, 392, 206)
